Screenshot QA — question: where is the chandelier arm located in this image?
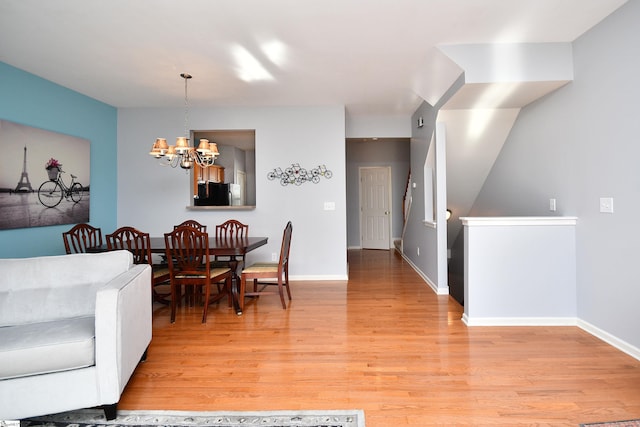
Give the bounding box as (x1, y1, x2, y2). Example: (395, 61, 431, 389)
(158, 155, 179, 168)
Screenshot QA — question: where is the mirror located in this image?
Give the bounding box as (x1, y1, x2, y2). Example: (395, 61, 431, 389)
(190, 129, 256, 208)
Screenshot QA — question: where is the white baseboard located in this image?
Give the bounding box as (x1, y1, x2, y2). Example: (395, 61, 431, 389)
(578, 319, 640, 361)
(462, 314, 578, 327)
(398, 250, 449, 295)
(348, 244, 398, 250)
(290, 275, 349, 281)
(460, 315, 640, 362)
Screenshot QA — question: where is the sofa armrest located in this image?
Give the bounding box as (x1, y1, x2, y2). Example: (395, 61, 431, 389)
(94, 264, 152, 403)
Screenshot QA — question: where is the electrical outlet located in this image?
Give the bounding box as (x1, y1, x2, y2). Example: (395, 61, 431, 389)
(271, 252, 278, 261)
(417, 247, 420, 256)
(549, 198, 556, 212)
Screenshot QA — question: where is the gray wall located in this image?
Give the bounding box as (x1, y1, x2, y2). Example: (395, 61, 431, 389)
(404, 75, 465, 293)
(403, 102, 440, 286)
(346, 139, 410, 248)
(467, 0, 640, 349)
(118, 105, 348, 279)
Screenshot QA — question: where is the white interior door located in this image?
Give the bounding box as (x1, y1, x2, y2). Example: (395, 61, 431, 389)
(360, 167, 391, 250)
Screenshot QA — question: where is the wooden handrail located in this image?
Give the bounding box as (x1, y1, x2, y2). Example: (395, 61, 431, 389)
(402, 170, 411, 225)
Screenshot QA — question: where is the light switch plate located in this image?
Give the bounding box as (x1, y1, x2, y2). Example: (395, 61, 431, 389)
(599, 197, 614, 213)
(324, 201, 336, 211)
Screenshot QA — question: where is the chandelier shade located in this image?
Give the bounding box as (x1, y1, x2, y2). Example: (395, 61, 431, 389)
(149, 74, 219, 169)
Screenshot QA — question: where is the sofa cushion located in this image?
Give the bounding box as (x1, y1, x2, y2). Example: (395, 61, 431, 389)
(0, 316, 95, 380)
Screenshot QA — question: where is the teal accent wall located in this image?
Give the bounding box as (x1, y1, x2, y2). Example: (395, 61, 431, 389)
(0, 62, 117, 257)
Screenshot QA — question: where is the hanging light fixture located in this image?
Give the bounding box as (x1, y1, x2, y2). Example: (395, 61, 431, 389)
(149, 73, 219, 169)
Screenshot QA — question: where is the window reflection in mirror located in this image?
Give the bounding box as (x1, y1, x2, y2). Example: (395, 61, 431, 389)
(191, 129, 256, 207)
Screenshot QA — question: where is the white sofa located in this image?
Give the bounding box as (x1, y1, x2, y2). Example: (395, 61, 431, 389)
(0, 250, 152, 421)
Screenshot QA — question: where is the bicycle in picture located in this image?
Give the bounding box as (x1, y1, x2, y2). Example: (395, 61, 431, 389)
(38, 167, 84, 208)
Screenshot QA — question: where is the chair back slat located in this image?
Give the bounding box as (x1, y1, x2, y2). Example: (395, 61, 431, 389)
(215, 219, 248, 240)
(63, 223, 103, 254)
(279, 221, 293, 271)
(174, 220, 207, 232)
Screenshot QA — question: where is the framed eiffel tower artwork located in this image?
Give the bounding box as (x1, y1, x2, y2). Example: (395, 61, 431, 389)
(0, 119, 90, 230)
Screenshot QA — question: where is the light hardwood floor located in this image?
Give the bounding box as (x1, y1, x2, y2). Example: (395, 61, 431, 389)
(119, 249, 640, 426)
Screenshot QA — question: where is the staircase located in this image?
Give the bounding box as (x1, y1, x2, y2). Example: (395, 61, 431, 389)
(395, 170, 411, 253)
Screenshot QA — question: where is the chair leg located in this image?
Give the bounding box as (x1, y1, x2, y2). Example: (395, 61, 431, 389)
(202, 284, 211, 323)
(278, 277, 286, 309)
(152, 280, 171, 305)
(284, 268, 292, 301)
(170, 281, 177, 323)
(239, 274, 246, 312)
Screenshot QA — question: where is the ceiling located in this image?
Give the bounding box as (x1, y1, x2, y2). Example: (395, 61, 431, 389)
(0, 0, 628, 117)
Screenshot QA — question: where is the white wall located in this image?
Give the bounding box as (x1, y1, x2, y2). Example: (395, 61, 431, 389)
(117, 105, 348, 280)
(439, 43, 574, 84)
(345, 114, 410, 138)
(469, 1, 640, 350)
(462, 217, 577, 325)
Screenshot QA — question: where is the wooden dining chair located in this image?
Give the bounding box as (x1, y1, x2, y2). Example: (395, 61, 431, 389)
(215, 219, 248, 240)
(106, 226, 171, 304)
(169, 220, 207, 270)
(164, 225, 232, 323)
(174, 219, 207, 232)
(239, 221, 292, 312)
(63, 223, 103, 254)
(214, 219, 249, 269)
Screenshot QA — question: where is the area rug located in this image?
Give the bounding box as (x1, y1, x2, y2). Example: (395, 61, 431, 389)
(580, 420, 640, 427)
(17, 409, 365, 427)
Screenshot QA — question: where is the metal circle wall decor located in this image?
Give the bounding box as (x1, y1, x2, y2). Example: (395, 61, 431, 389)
(268, 163, 332, 186)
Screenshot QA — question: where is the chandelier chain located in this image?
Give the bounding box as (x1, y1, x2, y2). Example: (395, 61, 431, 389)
(183, 75, 189, 138)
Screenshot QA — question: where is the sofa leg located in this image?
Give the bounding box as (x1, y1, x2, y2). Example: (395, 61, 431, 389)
(103, 403, 117, 421)
(141, 346, 149, 362)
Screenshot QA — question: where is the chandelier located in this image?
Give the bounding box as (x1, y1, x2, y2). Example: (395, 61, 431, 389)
(148, 73, 219, 169)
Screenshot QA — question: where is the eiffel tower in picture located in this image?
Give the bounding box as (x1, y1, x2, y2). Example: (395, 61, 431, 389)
(14, 146, 33, 192)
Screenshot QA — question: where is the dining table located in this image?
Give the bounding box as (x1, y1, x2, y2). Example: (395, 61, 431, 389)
(90, 236, 268, 315)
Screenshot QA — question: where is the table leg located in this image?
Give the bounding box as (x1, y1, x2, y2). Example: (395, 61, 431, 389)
(227, 259, 243, 315)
